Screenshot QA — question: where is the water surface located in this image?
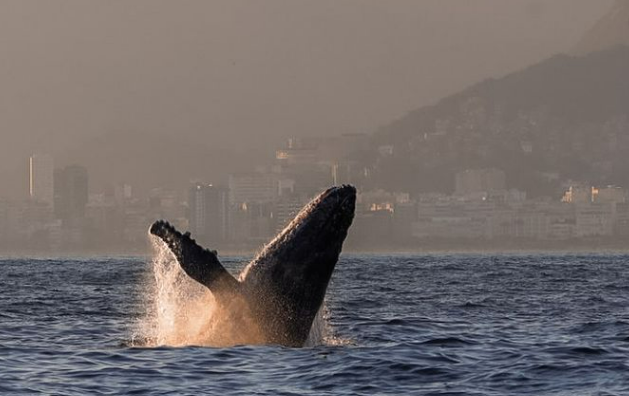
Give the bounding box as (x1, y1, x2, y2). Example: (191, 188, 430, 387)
(1, 254, 629, 395)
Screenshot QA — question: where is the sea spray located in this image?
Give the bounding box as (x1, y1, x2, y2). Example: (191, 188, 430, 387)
(135, 236, 339, 347)
(135, 237, 218, 346)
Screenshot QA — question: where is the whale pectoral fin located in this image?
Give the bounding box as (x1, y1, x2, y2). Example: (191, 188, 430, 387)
(149, 220, 240, 295)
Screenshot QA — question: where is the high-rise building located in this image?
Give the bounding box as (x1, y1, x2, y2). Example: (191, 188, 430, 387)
(29, 154, 54, 205)
(228, 173, 278, 205)
(54, 165, 89, 222)
(188, 183, 230, 246)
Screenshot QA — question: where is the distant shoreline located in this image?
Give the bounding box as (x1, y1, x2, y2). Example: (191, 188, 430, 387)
(2, 238, 629, 258)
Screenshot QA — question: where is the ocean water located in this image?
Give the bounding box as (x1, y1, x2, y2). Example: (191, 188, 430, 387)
(1, 254, 629, 395)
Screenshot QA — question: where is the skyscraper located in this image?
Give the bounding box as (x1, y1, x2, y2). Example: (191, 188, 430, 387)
(54, 165, 89, 222)
(188, 183, 230, 246)
(29, 154, 54, 205)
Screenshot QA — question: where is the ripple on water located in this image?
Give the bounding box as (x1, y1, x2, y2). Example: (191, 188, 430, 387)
(2, 255, 629, 395)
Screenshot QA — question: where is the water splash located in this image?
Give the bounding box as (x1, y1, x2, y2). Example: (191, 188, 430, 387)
(132, 237, 223, 346)
(306, 304, 353, 347)
(134, 236, 340, 348)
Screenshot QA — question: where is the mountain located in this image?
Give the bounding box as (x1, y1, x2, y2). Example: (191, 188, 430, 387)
(573, 0, 629, 55)
(369, 46, 629, 197)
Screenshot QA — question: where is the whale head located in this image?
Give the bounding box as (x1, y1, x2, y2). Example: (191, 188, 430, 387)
(240, 185, 356, 345)
(269, 184, 355, 258)
(245, 185, 356, 281)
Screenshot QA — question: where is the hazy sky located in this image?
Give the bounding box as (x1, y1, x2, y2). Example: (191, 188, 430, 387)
(0, 0, 614, 197)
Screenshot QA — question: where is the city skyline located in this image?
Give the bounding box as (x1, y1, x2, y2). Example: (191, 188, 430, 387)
(1, 1, 628, 253)
(4, 134, 629, 254)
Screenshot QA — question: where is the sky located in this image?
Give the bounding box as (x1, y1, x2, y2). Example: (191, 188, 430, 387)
(0, 0, 614, 197)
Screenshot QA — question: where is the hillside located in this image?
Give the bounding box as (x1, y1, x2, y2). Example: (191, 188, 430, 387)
(370, 46, 629, 197)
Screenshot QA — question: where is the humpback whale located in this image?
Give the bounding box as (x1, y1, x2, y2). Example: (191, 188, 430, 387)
(149, 185, 356, 347)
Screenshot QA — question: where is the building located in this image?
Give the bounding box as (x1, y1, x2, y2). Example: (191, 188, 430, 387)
(230, 201, 274, 246)
(575, 203, 614, 237)
(392, 202, 418, 242)
(358, 189, 410, 213)
(114, 183, 133, 205)
(562, 185, 593, 204)
(275, 147, 318, 166)
(228, 172, 278, 206)
(413, 200, 494, 240)
(188, 184, 230, 246)
(349, 208, 393, 246)
(332, 160, 368, 186)
(149, 188, 185, 223)
(0, 199, 19, 245)
(29, 154, 54, 206)
(615, 202, 629, 236)
(53, 165, 88, 222)
(592, 186, 626, 204)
